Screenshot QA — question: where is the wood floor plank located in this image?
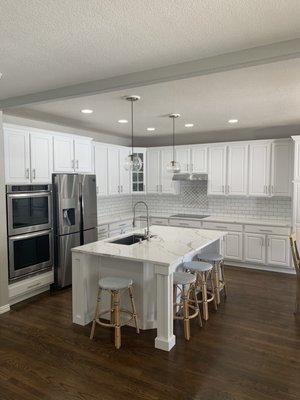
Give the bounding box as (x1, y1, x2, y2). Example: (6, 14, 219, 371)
(0, 266, 299, 400)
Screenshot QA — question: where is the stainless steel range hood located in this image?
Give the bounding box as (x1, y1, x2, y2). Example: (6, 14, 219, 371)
(172, 173, 208, 181)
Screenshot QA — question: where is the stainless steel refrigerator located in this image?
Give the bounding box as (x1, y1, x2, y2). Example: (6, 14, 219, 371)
(52, 173, 97, 288)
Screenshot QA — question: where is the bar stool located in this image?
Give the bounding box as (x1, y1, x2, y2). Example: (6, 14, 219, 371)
(90, 276, 139, 349)
(184, 261, 217, 321)
(199, 253, 227, 305)
(173, 272, 202, 340)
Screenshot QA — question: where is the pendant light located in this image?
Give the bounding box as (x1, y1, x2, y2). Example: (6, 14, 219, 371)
(124, 95, 142, 172)
(166, 113, 181, 173)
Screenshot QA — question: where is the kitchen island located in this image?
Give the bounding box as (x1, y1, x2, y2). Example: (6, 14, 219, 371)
(72, 225, 226, 351)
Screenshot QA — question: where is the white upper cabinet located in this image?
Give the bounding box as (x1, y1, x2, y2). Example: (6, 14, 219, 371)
(208, 145, 227, 195)
(190, 145, 208, 173)
(4, 127, 30, 183)
(74, 138, 93, 173)
(146, 148, 161, 193)
(131, 148, 147, 194)
(248, 141, 271, 197)
(176, 147, 190, 173)
(4, 126, 53, 184)
(94, 143, 108, 196)
(53, 135, 93, 173)
(30, 132, 53, 183)
(270, 140, 291, 197)
(107, 147, 120, 195)
(119, 147, 131, 195)
(227, 143, 248, 196)
(161, 147, 176, 194)
(53, 135, 74, 173)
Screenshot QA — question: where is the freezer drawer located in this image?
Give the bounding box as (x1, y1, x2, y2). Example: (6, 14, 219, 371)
(54, 232, 80, 288)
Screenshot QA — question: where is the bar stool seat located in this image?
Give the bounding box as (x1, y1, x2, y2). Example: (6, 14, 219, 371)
(173, 271, 202, 340)
(199, 253, 223, 262)
(184, 261, 213, 272)
(99, 277, 133, 290)
(173, 271, 197, 285)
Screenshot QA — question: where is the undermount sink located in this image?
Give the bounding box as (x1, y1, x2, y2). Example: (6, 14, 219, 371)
(109, 234, 148, 245)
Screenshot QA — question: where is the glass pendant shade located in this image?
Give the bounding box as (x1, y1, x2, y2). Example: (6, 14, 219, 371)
(124, 154, 142, 172)
(166, 160, 181, 173)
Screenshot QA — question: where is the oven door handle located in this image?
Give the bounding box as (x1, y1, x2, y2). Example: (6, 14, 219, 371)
(8, 192, 51, 199)
(9, 229, 53, 241)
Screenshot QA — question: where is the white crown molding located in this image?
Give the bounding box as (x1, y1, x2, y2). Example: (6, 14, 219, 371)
(1, 39, 299, 109)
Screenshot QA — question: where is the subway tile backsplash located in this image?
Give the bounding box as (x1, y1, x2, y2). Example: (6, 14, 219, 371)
(97, 181, 292, 221)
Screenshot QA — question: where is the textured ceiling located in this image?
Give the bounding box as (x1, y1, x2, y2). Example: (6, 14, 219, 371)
(0, 0, 300, 100)
(12, 59, 300, 139)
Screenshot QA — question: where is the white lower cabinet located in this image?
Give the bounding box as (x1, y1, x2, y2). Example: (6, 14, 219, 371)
(267, 235, 290, 267)
(223, 232, 243, 261)
(244, 233, 266, 264)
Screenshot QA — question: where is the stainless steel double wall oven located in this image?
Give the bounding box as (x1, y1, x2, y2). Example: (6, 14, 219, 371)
(6, 184, 53, 281)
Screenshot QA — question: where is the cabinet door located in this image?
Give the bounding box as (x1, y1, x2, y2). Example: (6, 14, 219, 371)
(74, 138, 93, 173)
(107, 147, 120, 195)
(191, 146, 208, 173)
(4, 128, 30, 183)
(244, 233, 266, 264)
(208, 145, 227, 195)
(94, 143, 108, 196)
(53, 135, 74, 172)
(146, 149, 161, 193)
(248, 142, 271, 197)
(270, 141, 291, 197)
(30, 132, 53, 183)
(267, 235, 290, 267)
(176, 147, 190, 172)
(227, 143, 248, 196)
(223, 232, 243, 261)
(132, 148, 146, 194)
(119, 147, 131, 195)
(161, 148, 175, 194)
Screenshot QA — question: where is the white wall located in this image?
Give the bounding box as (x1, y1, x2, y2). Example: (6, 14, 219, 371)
(0, 111, 9, 312)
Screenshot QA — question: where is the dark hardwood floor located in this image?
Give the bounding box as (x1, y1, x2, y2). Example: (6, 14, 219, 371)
(0, 266, 299, 400)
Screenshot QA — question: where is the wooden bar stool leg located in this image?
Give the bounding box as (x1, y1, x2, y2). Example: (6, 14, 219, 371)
(113, 291, 121, 349)
(182, 284, 190, 340)
(128, 285, 140, 334)
(213, 262, 221, 305)
(110, 292, 115, 324)
(192, 285, 202, 327)
(90, 288, 102, 340)
(210, 272, 218, 311)
(220, 262, 227, 298)
(201, 273, 209, 321)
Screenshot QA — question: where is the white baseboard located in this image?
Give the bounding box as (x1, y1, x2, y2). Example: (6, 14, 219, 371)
(225, 261, 295, 275)
(0, 304, 10, 314)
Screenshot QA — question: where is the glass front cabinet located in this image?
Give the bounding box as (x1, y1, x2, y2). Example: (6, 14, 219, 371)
(132, 148, 147, 194)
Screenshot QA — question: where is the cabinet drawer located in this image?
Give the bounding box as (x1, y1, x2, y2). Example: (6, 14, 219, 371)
(150, 217, 169, 226)
(244, 224, 290, 235)
(168, 218, 202, 228)
(202, 221, 242, 232)
(109, 219, 132, 231)
(9, 270, 54, 299)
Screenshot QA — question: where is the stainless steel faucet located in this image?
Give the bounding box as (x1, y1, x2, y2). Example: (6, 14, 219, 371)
(133, 201, 150, 239)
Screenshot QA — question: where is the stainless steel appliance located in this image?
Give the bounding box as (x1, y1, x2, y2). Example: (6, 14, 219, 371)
(6, 184, 53, 281)
(52, 174, 97, 288)
(172, 173, 208, 181)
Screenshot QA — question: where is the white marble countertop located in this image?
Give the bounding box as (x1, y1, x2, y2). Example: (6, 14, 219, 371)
(72, 225, 226, 266)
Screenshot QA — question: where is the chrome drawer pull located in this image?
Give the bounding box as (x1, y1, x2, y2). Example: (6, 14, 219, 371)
(259, 229, 272, 233)
(216, 226, 228, 229)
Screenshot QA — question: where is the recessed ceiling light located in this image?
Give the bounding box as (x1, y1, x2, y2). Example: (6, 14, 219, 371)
(147, 127, 155, 132)
(118, 119, 128, 124)
(228, 119, 238, 124)
(81, 109, 93, 114)
(185, 123, 194, 128)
